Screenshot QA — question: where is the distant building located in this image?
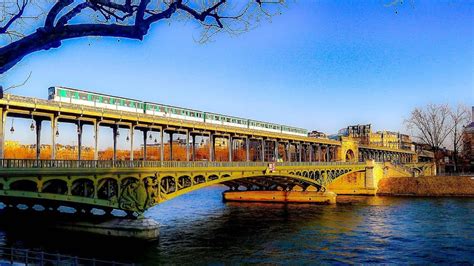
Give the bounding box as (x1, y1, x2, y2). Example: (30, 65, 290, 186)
(337, 124, 413, 150)
(308, 130, 327, 139)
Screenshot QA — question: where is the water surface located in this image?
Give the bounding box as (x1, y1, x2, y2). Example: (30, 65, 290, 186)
(0, 186, 473, 264)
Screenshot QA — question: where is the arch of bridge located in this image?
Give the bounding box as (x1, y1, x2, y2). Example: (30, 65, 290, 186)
(0, 165, 367, 216)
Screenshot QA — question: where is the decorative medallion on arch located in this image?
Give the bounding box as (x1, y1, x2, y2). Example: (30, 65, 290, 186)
(345, 149, 356, 162)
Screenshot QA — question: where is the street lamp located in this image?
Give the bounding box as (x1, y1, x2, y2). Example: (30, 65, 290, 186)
(10, 119, 14, 134)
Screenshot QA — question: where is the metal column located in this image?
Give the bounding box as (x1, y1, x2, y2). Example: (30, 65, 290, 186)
(35, 119, 41, 160)
(209, 133, 214, 162)
(298, 143, 302, 162)
(309, 144, 313, 162)
(93, 121, 98, 160)
(51, 116, 57, 160)
(286, 143, 290, 162)
(129, 126, 134, 161)
(261, 139, 265, 162)
(318, 145, 321, 162)
(77, 121, 82, 160)
(228, 136, 233, 162)
(192, 135, 196, 161)
(113, 125, 118, 161)
(169, 132, 173, 161)
(160, 129, 164, 162)
(143, 129, 148, 161)
(326, 146, 330, 162)
(246, 137, 250, 162)
(274, 141, 278, 162)
(186, 131, 190, 161)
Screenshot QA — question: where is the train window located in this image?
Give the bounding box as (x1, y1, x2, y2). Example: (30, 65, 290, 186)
(59, 89, 67, 97)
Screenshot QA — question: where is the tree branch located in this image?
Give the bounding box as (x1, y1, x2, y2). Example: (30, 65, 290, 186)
(45, 0, 75, 28)
(0, 0, 28, 34)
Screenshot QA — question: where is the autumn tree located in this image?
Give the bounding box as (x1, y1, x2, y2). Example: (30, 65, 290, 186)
(0, 0, 283, 75)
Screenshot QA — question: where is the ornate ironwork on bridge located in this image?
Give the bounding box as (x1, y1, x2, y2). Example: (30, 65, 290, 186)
(0, 159, 367, 216)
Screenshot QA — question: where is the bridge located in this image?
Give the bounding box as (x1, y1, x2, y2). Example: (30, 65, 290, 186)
(0, 159, 368, 216)
(0, 93, 435, 239)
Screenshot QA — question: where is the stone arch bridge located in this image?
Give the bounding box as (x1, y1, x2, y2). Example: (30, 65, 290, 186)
(0, 159, 367, 217)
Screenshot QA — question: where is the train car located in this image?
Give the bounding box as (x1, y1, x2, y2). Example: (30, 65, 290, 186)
(145, 102, 204, 122)
(282, 125, 308, 137)
(204, 112, 249, 128)
(48, 86, 310, 137)
(249, 120, 282, 134)
(48, 86, 144, 113)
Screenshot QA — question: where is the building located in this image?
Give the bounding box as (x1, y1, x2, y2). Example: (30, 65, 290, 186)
(337, 124, 412, 151)
(308, 130, 327, 139)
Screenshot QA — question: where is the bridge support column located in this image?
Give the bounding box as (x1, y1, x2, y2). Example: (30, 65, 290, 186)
(77, 121, 82, 160)
(309, 145, 313, 162)
(35, 118, 42, 160)
(143, 129, 148, 160)
(209, 133, 214, 162)
(192, 134, 196, 161)
(186, 131, 190, 161)
(0, 108, 3, 159)
(169, 132, 173, 161)
(51, 116, 57, 160)
(113, 125, 118, 161)
(298, 143, 302, 162)
(160, 129, 164, 162)
(285, 143, 290, 162)
(261, 139, 265, 162)
(246, 137, 250, 162)
(274, 140, 278, 162)
(326, 146, 330, 162)
(129, 126, 134, 161)
(228, 136, 233, 162)
(318, 145, 321, 162)
(93, 121, 98, 160)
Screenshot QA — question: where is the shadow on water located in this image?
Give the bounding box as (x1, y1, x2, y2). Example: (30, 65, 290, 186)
(0, 186, 473, 264)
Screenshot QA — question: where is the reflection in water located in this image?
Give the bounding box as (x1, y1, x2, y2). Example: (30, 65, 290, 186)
(0, 186, 473, 264)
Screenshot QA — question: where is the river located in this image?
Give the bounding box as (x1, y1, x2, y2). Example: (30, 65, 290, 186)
(1, 186, 473, 264)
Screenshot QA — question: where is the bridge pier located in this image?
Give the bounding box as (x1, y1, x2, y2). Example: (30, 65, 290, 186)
(223, 191, 337, 204)
(53, 218, 160, 241)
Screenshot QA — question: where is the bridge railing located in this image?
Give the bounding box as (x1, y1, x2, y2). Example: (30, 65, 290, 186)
(0, 246, 132, 266)
(0, 159, 366, 169)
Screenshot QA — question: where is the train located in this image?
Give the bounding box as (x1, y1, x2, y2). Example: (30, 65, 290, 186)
(48, 86, 309, 137)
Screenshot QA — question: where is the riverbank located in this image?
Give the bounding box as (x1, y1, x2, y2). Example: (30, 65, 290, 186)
(377, 176, 474, 196)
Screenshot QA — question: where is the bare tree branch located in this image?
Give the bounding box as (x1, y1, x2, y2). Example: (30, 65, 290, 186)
(0, 0, 28, 34)
(0, 0, 284, 75)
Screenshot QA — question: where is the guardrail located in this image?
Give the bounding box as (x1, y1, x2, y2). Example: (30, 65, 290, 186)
(0, 246, 132, 266)
(0, 159, 366, 169)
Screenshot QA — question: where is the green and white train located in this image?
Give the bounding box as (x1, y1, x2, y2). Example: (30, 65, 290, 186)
(48, 86, 308, 137)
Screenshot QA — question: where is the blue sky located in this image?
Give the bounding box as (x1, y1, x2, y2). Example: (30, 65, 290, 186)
(3, 0, 473, 140)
